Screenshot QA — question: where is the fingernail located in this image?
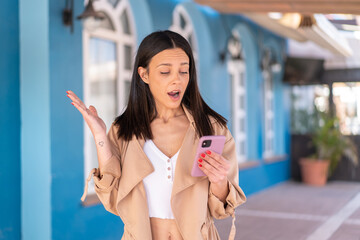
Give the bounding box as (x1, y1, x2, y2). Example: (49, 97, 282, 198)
(67, 94, 70, 98)
(71, 102, 74, 105)
(201, 153, 206, 158)
(198, 158, 202, 163)
(206, 150, 211, 155)
(66, 91, 69, 94)
(199, 164, 202, 167)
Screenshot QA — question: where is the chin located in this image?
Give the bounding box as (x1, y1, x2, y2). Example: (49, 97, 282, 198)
(166, 100, 183, 109)
(167, 102, 182, 108)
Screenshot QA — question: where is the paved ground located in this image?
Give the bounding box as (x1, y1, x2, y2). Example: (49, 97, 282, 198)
(214, 181, 360, 240)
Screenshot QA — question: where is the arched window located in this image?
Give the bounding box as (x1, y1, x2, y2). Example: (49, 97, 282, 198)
(169, 5, 199, 71)
(227, 32, 247, 163)
(82, 0, 135, 193)
(261, 48, 280, 158)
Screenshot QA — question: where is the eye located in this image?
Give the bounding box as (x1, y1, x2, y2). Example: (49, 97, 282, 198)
(180, 69, 189, 74)
(160, 72, 170, 75)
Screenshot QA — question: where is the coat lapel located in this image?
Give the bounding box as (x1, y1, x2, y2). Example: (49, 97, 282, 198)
(116, 134, 154, 200)
(171, 105, 207, 198)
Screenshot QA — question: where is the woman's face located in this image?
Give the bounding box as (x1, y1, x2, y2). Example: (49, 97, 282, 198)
(138, 48, 190, 111)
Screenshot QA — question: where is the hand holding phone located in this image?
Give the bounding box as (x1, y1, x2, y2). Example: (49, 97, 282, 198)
(191, 135, 226, 177)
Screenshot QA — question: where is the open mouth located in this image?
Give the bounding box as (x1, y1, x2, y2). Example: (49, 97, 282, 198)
(168, 90, 180, 98)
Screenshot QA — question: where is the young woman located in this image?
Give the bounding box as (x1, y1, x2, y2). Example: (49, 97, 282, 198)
(68, 30, 246, 240)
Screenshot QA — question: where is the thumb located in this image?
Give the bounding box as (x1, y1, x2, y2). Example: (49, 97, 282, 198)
(89, 105, 98, 116)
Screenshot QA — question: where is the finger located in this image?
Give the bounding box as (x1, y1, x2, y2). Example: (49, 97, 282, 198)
(71, 101, 89, 116)
(205, 151, 231, 170)
(199, 157, 227, 176)
(199, 163, 226, 182)
(204, 150, 225, 165)
(200, 155, 224, 172)
(67, 91, 84, 106)
(66, 91, 86, 110)
(66, 90, 78, 100)
(200, 153, 228, 172)
(89, 105, 98, 117)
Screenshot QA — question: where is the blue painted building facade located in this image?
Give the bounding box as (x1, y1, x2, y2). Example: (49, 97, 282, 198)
(1, 1, 20, 239)
(1, 0, 290, 239)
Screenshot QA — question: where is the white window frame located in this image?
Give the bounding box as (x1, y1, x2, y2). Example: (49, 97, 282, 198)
(228, 60, 247, 163)
(82, 0, 136, 194)
(262, 68, 275, 158)
(169, 5, 199, 82)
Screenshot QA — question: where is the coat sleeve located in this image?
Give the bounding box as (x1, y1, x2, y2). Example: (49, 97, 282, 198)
(208, 125, 246, 219)
(81, 123, 123, 216)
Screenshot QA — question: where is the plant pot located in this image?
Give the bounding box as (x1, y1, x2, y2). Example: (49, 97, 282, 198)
(299, 158, 330, 186)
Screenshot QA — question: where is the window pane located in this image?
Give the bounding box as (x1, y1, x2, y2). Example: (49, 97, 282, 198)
(333, 82, 360, 135)
(239, 95, 245, 109)
(120, 9, 131, 34)
(108, 0, 120, 8)
(230, 73, 234, 83)
(267, 100, 272, 112)
(124, 45, 132, 70)
(180, 14, 186, 29)
(240, 118, 245, 132)
(239, 74, 245, 87)
(267, 138, 271, 152)
(90, 81, 116, 96)
(124, 80, 131, 105)
(268, 118, 273, 132)
(89, 37, 117, 128)
(290, 85, 329, 134)
(188, 34, 193, 49)
(268, 75, 273, 90)
(240, 141, 245, 155)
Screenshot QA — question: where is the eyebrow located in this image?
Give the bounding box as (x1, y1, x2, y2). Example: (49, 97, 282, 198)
(156, 62, 189, 68)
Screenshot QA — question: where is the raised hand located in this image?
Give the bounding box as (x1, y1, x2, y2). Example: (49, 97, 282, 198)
(66, 90, 107, 137)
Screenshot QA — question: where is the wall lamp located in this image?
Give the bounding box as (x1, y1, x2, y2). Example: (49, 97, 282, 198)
(220, 34, 243, 62)
(62, 0, 74, 33)
(261, 49, 282, 73)
(63, 0, 104, 33)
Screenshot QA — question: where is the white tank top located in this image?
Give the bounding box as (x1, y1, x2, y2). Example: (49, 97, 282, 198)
(143, 139, 180, 219)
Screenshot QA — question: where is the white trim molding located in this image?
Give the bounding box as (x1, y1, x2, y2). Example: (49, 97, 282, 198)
(262, 67, 275, 158)
(169, 4, 200, 82)
(228, 59, 247, 163)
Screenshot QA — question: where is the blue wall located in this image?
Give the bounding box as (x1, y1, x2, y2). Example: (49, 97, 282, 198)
(239, 160, 290, 196)
(0, 1, 21, 239)
(147, 0, 179, 30)
(128, 0, 154, 46)
(20, 0, 51, 239)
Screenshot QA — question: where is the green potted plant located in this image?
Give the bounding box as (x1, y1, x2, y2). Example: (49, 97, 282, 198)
(300, 112, 359, 186)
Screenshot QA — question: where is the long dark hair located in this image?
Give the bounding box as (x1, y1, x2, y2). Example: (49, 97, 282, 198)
(114, 30, 227, 141)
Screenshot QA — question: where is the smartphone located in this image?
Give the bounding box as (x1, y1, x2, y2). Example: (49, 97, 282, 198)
(191, 135, 226, 177)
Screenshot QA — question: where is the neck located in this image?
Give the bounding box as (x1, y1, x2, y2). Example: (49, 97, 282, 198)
(155, 103, 185, 123)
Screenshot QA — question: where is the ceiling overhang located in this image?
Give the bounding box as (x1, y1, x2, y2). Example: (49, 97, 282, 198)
(194, 0, 360, 15)
(195, 0, 356, 56)
(244, 13, 353, 56)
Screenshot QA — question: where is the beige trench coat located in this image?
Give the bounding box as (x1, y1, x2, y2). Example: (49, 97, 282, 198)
(82, 105, 246, 240)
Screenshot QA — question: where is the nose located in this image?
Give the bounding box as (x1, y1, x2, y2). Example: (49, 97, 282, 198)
(171, 72, 182, 84)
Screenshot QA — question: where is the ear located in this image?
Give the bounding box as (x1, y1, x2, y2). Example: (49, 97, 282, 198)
(138, 67, 149, 84)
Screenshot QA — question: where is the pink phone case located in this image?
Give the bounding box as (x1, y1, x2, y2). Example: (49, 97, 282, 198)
(191, 135, 226, 177)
